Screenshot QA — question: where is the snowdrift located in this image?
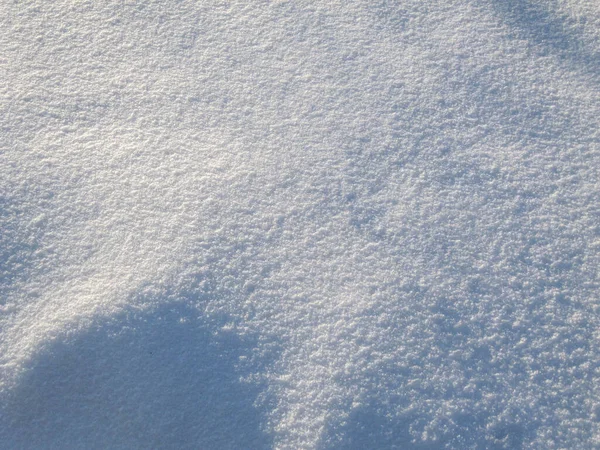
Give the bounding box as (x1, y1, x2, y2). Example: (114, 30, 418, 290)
(1, 1, 599, 448)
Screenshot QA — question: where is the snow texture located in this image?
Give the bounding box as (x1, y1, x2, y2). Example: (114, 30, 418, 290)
(1, 0, 599, 448)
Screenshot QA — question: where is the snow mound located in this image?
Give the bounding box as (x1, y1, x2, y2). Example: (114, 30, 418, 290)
(1, 1, 599, 448)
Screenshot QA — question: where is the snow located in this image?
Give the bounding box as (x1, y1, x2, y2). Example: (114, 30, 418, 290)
(1, 0, 599, 448)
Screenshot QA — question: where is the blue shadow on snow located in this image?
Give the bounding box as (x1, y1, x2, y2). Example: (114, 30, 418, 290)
(0, 301, 271, 449)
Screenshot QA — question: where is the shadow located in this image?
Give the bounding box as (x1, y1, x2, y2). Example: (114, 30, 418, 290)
(0, 301, 272, 450)
(321, 405, 442, 450)
(315, 295, 541, 449)
(491, 0, 599, 83)
(368, 1, 411, 36)
(0, 195, 45, 302)
(319, 389, 528, 450)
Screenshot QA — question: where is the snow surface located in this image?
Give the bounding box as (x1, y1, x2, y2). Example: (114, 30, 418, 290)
(1, 0, 600, 448)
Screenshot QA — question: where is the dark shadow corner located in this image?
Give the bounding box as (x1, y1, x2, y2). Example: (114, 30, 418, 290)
(0, 301, 272, 449)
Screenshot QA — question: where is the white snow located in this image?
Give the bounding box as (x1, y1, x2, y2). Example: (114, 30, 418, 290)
(1, 1, 599, 448)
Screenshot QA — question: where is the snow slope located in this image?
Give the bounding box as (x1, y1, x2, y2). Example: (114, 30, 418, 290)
(1, 1, 599, 448)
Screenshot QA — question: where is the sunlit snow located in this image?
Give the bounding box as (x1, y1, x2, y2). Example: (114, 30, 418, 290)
(1, 1, 599, 448)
